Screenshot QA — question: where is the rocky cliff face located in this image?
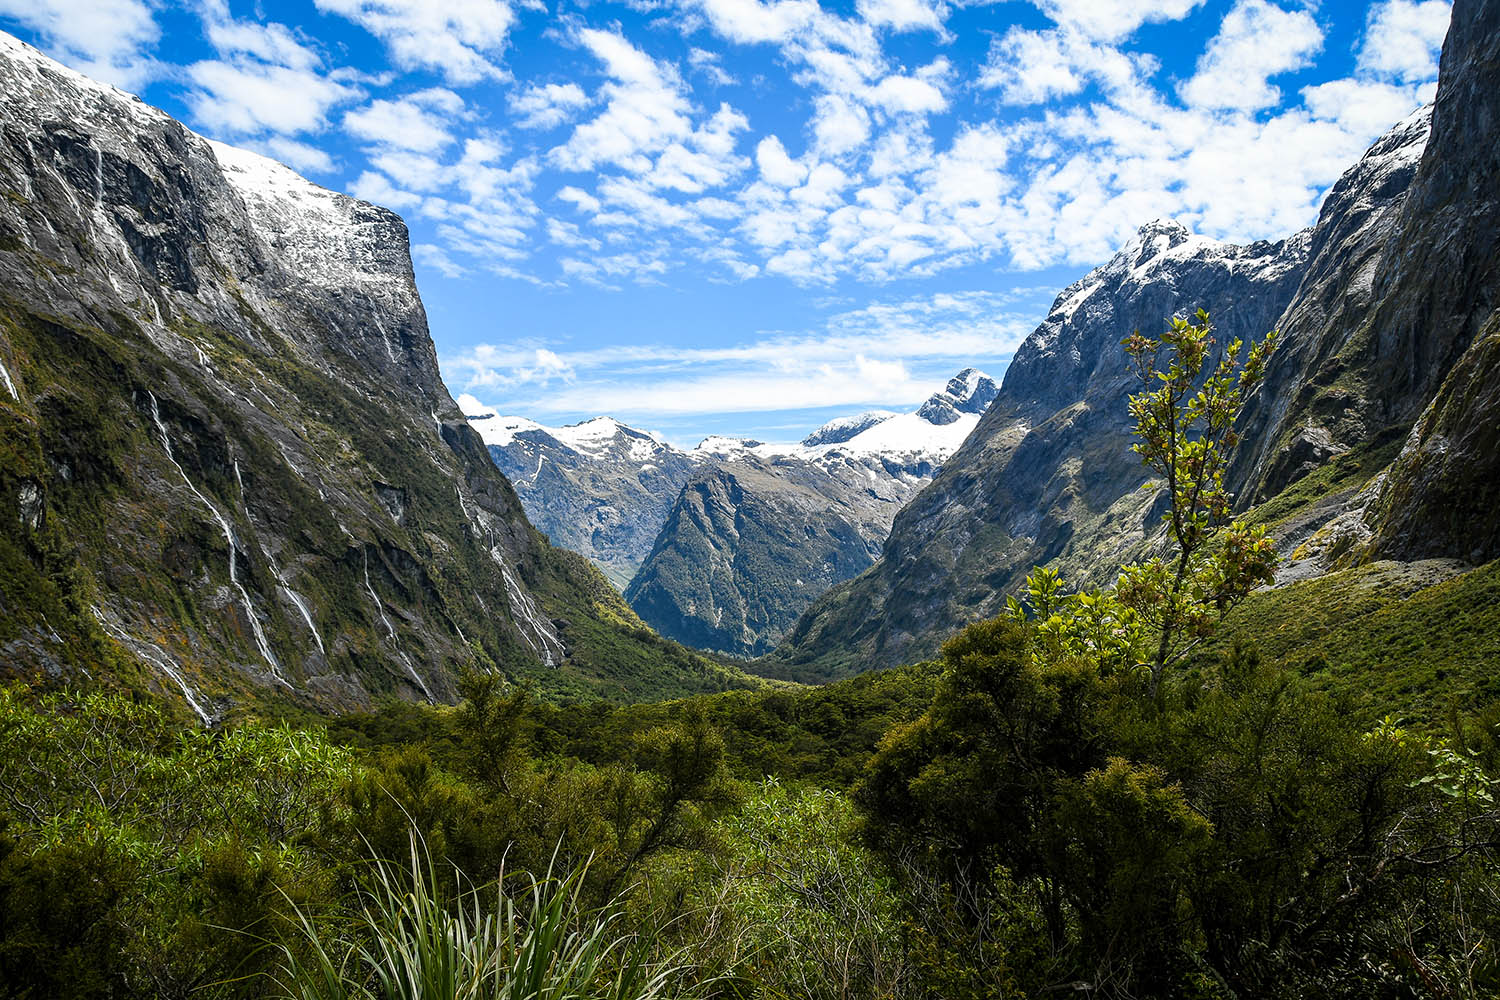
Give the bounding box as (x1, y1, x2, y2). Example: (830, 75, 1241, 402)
(769, 0, 1500, 683)
(1353, 0, 1500, 566)
(0, 33, 741, 718)
(624, 371, 997, 657)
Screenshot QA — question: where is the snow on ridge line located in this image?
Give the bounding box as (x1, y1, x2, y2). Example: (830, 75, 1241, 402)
(461, 403, 680, 457)
(0, 30, 405, 284)
(0, 31, 166, 130)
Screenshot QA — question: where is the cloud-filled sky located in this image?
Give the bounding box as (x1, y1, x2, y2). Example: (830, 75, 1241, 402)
(0, 0, 1450, 445)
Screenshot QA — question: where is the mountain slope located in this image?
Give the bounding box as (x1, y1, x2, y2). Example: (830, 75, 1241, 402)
(0, 33, 747, 718)
(769, 0, 1500, 684)
(464, 410, 700, 590)
(624, 370, 997, 656)
(764, 217, 1331, 678)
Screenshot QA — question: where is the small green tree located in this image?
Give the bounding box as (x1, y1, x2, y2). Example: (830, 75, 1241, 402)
(1116, 310, 1280, 696)
(1005, 310, 1279, 697)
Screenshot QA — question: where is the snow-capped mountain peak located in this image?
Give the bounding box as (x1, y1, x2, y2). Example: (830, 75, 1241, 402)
(802, 411, 899, 447)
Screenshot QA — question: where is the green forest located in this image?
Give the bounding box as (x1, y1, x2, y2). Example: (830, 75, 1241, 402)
(4, 319, 1499, 1000)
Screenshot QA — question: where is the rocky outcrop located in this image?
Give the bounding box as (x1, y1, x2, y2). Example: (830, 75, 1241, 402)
(1359, 0, 1500, 564)
(622, 462, 887, 656)
(1366, 312, 1500, 562)
(765, 216, 1330, 679)
(0, 32, 740, 718)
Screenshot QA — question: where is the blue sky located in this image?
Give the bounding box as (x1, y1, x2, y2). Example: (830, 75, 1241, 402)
(0, 0, 1450, 445)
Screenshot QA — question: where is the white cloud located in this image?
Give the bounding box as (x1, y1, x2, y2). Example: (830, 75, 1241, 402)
(313, 0, 517, 84)
(688, 46, 737, 86)
(979, 27, 1143, 105)
(349, 170, 422, 209)
(414, 242, 468, 277)
(868, 72, 947, 114)
(856, 0, 946, 33)
(1036, 0, 1205, 42)
(204, 19, 320, 72)
(368, 149, 447, 190)
(442, 289, 1039, 420)
(690, 0, 824, 45)
(1301, 78, 1434, 138)
(185, 3, 359, 143)
(556, 186, 602, 214)
(756, 135, 808, 186)
(811, 94, 871, 155)
(1179, 0, 1324, 112)
(552, 28, 693, 173)
(345, 90, 463, 153)
(1358, 0, 1451, 82)
(509, 82, 590, 129)
(254, 135, 337, 173)
(645, 103, 751, 192)
(0, 0, 158, 89)
(186, 59, 359, 137)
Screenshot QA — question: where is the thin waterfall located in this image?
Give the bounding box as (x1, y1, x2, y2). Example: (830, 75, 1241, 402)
(363, 547, 433, 700)
(92, 606, 213, 725)
(146, 392, 288, 687)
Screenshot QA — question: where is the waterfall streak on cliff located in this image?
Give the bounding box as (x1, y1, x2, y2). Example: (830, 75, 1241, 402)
(147, 393, 288, 686)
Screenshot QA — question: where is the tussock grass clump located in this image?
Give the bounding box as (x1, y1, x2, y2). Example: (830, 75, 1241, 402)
(273, 836, 703, 1000)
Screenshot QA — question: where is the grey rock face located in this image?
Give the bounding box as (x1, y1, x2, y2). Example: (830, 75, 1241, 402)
(916, 368, 998, 425)
(623, 447, 928, 657)
(802, 411, 898, 447)
(1230, 107, 1435, 499)
(468, 414, 700, 590)
(0, 33, 694, 715)
(1361, 0, 1500, 564)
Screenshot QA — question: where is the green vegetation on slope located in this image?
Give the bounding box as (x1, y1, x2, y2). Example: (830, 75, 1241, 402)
(0, 295, 754, 716)
(1194, 557, 1500, 725)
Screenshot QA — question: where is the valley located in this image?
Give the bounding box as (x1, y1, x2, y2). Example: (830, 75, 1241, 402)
(1, 0, 1498, 997)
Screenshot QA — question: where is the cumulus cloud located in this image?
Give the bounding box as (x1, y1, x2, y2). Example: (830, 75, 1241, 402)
(254, 135, 337, 173)
(344, 89, 464, 153)
(349, 170, 422, 210)
(552, 28, 694, 173)
(508, 82, 590, 129)
(688, 46, 737, 86)
(856, 0, 946, 33)
(313, 0, 518, 84)
(1358, 0, 1452, 82)
(414, 242, 468, 277)
(185, 3, 360, 143)
(979, 27, 1144, 104)
(1036, 0, 1205, 42)
(0, 0, 159, 89)
(186, 59, 359, 137)
(1178, 0, 1324, 112)
(756, 135, 808, 186)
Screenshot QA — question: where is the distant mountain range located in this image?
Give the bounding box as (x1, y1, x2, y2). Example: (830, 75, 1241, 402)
(465, 368, 997, 655)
